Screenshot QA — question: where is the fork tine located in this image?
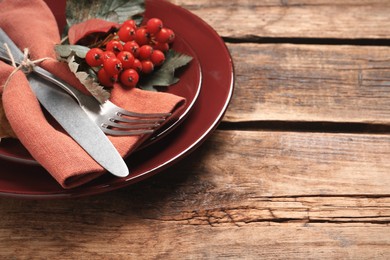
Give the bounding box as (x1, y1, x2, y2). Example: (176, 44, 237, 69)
(103, 121, 160, 130)
(111, 114, 166, 124)
(101, 128, 155, 136)
(116, 107, 172, 118)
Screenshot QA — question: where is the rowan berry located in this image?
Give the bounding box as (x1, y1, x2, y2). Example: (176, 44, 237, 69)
(123, 41, 140, 57)
(131, 59, 142, 73)
(103, 57, 123, 75)
(85, 48, 104, 67)
(122, 19, 137, 29)
(152, 42, 169, 52)
(120, 69, 139, 88)
(117, 26, 136, 42)
(141, 60, 154, 74)
(150, 50, 165, 66)
(101, 51, 116, 61)
(106, 40, 123, 54)
(98, 68, 117, 87)
(138, 45, 153, 60)
(146, 18, 163, 34)
(117, 51, 135, 69)
(155, 28, 171, 43)
(135, 28, 150, 46)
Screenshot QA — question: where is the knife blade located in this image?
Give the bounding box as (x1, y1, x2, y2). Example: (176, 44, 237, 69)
(0, 29, 129, 177)
(28, 75, 129, 177)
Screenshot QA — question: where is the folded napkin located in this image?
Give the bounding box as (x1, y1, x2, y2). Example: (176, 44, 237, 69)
(0, 0, 186, 188)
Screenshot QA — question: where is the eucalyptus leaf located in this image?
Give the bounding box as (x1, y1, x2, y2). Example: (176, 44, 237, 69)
(66, 0, 145, 28)
(139, 50, 193, 90)
(55, 44, 90, 59)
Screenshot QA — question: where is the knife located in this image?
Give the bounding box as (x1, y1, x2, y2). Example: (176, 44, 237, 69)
(0, 29, 129, 178)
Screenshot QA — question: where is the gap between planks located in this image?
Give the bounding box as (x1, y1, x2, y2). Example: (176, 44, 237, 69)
(218, 121, 390, 134)
(223, 36, 390, 47)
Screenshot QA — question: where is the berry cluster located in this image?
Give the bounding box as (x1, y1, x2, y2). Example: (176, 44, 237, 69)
(84, 18, 175, 88)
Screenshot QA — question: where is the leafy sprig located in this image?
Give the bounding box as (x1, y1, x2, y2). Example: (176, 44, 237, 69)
(64, 0, 145, 36)
(140, 50, 193, 91)
(58, 0, 193, 102)
(55, 44, 193, 99)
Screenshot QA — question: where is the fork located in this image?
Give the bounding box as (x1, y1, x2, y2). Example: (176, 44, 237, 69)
(0, 30, 171, 136)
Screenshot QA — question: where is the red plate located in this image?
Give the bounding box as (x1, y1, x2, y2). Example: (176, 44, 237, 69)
(0, 0, 234, 198)
(0, 32, 202, 164)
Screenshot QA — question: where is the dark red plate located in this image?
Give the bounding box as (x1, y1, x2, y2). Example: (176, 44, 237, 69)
(0, 0, 234, 198)
(0, 31, 202, 164)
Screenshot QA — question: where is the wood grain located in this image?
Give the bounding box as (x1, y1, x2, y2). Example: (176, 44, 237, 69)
(224, 43, 390, 124)
(169, 0, 390, 39)
(1, 1, 389, 259)
(0, 131, 389, 258)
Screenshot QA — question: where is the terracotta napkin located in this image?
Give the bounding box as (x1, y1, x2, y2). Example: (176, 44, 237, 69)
(0, 0, 186, 188)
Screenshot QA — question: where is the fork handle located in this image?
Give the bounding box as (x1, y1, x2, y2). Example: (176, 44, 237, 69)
(32, 66, 86, 105)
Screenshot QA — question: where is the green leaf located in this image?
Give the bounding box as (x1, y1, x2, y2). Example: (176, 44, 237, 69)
(66, 0, 145, 28)
(67, 55, 111, 103)
(139, 50, 193, 91)
(54, 44, 90, 59)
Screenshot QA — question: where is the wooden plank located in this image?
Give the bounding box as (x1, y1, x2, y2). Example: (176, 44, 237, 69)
(0, 219, 388, 259)
(224, 43, 390, 123)
(0, 130, 389, 259)
(169, 0, 390, 39)
(171, 130, 390, 196)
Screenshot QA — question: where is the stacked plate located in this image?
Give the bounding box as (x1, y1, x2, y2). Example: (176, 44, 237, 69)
(0, 0, 234, 198)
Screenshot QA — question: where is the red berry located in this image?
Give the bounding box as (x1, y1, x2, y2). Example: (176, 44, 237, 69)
(152, 42, 169, 52)
(120, 69, 139, 88)
(101, 51, 116, 61)
(138, 45, 153, 60)
(117, 26, 136, 42)
(103, 57, 123, 76)
(146, 18, 163, 34)
(141, 60, 154, 74)
(165, 28, 175, 43)
(98, 68, 117, 87)
(123, 41, 140, 57)
(131, 59, 142, 73)
(117, 51, 135, 69)
(155, 28, 171, 43)
(135, 27, 150, 46)
(106, 40, 123, 54)
(150, 50, 165, 66)
(85, 48, 104, 67)
(122, 19, 137, 29)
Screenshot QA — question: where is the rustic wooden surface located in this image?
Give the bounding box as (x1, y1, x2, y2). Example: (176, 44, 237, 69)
(1, 0, 390, 259)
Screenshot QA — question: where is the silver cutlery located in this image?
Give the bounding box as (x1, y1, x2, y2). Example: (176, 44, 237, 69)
(0, 31, 171, 137)
(0, 28, 129, 177)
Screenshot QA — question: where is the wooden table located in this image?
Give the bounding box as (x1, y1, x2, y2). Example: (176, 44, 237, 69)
(1, 0, 390, 258)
